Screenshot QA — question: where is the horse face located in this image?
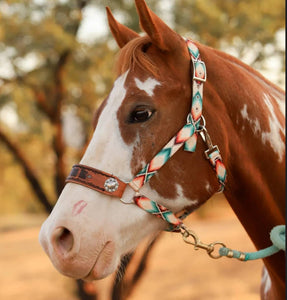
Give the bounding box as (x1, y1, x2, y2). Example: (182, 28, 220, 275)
(39, 50, 193, 281)
(39, 0, 217, 281)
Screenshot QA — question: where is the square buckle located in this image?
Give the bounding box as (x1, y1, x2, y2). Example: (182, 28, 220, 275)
(205, 145, 220, 160)
(193, 60, 207, 82)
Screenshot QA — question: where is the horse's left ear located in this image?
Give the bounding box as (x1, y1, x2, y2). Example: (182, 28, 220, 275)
(106, 7, 139, 48)
(135, 0, 181, 51)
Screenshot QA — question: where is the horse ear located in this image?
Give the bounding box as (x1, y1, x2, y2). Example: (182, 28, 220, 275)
(106, 7, 139, 48)
(135, 0, 180, 51)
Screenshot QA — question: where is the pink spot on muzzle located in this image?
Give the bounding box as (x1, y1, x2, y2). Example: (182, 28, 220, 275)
(72, 200, 88, 216)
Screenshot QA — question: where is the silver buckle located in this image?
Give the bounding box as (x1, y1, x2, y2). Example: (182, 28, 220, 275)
(205, 145, 220, 160)
(193, 60, 207, 82)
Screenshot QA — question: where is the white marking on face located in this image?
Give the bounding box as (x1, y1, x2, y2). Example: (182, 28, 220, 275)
(140, 183, 198, 213)
(80, 71, 133, 181)
(261, 93, 285, 162)
(134, 77, 161, 97)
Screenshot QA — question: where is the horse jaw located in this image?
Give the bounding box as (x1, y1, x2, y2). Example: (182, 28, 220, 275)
(39, 71, 166, 280)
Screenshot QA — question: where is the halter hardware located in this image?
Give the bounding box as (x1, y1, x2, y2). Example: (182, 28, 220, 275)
(181, 226, 226, 259)
(104, 178, 119, 193)
(193, 60, 207, 82)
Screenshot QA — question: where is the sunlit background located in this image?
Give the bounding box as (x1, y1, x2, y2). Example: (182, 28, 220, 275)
(0, 0, 285, 299)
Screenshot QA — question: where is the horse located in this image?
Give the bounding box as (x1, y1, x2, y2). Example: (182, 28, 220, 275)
(39, 0, 285, 299)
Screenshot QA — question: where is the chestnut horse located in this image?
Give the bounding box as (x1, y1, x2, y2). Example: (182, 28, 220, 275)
(39, 0, 285, 299)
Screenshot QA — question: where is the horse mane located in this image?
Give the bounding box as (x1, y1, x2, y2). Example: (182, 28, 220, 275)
(115, 35, 159, 77)
(211, 47, 285, 94)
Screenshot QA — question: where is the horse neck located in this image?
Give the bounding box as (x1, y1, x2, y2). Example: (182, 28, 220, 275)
(200, 46, 285, 292)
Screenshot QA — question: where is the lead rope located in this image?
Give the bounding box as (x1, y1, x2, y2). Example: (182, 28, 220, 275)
(181, 225, 286, 261)
(219, 225, 286, 261)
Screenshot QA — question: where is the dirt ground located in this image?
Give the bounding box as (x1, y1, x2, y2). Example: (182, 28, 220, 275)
(0, 196, 263, 300)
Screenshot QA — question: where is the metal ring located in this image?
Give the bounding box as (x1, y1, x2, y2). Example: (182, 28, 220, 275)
(208, 242, 226, 259)
(196, 115, 206, 132)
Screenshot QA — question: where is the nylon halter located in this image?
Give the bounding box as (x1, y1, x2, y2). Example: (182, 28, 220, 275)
(66, 39, 227, 231)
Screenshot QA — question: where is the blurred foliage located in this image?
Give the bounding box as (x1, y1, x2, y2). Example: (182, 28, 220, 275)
(173, 0, 285, 79)
(174, 0, 285, 45)
(0, 0, 285, 214)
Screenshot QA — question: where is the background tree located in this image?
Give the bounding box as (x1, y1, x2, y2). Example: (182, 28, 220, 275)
(0, 1, 160, 299)
(0, 0, 284, 299)
(172, 0, 285, 85)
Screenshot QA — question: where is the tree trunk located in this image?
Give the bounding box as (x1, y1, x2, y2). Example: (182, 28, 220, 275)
(0, 128, 53, 213)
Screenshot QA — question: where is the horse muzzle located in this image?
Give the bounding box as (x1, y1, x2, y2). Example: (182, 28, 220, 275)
(39, 218, 119, 280)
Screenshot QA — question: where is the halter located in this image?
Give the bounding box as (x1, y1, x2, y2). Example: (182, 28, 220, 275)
(66, 39, 227, 232)
(65, 39, 285, 261)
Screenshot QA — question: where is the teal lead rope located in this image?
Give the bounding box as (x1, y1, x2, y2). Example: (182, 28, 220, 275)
(219, 225, 286, 261)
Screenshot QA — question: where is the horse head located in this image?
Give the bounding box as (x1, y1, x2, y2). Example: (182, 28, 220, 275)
(39, 0, 221, 281)
(39, 2, 285, 297)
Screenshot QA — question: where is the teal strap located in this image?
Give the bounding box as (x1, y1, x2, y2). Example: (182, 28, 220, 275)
(219, 225, 285, 261)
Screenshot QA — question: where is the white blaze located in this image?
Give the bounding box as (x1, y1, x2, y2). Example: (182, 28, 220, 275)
(80, 71, 133, 181)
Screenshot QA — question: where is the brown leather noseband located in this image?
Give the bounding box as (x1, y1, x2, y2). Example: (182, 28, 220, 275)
(66, 164, 127, 198)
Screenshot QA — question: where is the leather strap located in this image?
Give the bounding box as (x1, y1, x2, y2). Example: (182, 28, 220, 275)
(66, 164, 127, 197)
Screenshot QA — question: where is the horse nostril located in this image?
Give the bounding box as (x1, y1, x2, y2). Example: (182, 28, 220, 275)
(53, 227, 74, 255)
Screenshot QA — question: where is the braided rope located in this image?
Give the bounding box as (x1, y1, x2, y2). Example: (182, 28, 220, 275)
(219, 225, 286, 261)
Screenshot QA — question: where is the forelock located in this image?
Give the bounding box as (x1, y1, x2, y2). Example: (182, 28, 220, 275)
(115, 35, 159, 78)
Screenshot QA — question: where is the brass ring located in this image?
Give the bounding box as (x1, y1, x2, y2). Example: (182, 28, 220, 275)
(208, 242, 226, 259)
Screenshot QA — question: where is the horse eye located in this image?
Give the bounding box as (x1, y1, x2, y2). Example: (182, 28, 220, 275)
(129, 107, 154, 123)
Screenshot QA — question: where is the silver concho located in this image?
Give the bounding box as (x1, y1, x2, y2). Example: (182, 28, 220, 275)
(104, 178, 119, 193)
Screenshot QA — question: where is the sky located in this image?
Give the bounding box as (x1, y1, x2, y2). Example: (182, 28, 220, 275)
(77, 5, 108, 44)
(77, 0, 173, 44)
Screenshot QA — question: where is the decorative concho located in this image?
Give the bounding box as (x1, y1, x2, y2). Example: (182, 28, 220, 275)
(104, 178, 119, 192)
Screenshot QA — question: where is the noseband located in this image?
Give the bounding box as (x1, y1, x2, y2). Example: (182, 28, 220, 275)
(66, 39, 227, 232)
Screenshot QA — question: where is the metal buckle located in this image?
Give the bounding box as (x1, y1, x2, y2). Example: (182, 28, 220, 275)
(205, 145, 220, 160)
(193, 60, 207, 82)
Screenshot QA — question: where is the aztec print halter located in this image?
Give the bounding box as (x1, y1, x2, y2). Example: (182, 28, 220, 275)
(66, 39, 227, 231)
